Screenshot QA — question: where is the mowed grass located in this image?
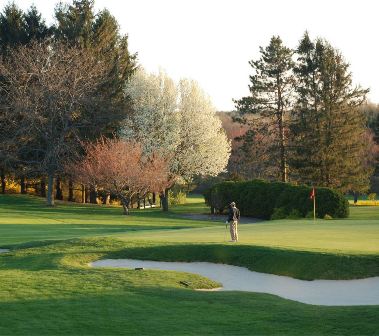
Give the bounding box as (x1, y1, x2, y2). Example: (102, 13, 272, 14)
(118, 203, 379, 255)
(0, 194, 378, 335)
(0, 238, 378, 336)
(0, 194, 213, 245)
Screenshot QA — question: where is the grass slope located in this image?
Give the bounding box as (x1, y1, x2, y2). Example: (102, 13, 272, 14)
(0, 194, 378, 335)
(0, 194, 213, 245)
(0, 238, 377, 336)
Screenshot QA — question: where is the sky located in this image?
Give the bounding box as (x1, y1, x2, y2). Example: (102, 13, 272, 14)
(9, 0, 379, 111)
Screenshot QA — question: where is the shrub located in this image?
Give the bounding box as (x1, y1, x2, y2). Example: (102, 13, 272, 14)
(305, 211, 314, 219)
(271, 207, 287, 220)
(168, 189, 187, 205)
(324, 214, 333, 220)
(204, 180, 349, 219)
(287, 209, 302, 219)
(368, 193, 377, 201)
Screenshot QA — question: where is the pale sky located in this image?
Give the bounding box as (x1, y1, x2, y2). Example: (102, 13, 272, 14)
(9, 0, 379, 110)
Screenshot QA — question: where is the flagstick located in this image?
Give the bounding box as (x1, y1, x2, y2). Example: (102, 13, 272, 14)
(313, 193, 316, 222)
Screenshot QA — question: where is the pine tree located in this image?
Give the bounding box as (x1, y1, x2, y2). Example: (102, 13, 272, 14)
(24, 5, 51, 42)
(291, 32, 371, 192)
(0, 3, 26, 54)
(0, 3, 50, 55)
(54, 1, 136, 138)
(234, 36, 294, 182)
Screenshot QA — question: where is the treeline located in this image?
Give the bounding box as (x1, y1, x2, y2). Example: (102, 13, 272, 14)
(0, 0, 136, 206)
(0, 1, 231, 211)
(231, 34, 379, 194)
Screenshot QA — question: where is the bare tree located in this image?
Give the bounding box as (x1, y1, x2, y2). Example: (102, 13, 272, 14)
(0, 40, 108, 205)
(68, 139, 171, 215)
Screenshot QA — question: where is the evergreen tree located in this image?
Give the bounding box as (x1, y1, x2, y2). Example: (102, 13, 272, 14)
(0, 3, 26, 54)
(54, 0, 136, 138)
(234, 36, 294, 182)
(0, 3, 50, 54)
(24, 5, 51, 42)
(291, 32, 371, 192)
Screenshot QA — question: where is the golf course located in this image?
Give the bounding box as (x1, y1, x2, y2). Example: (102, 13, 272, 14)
(0, 193, 378, 335)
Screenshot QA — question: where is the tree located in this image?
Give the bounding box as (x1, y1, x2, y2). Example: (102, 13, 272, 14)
(54, 0, 136, 137)
(124, 69, 231, 210)
(291, 33, 371, 192)
(0, 3, 51, 194)
(234, 36, 294, 182)
(69, 139, 170, 214)
(53, 0, 136, 203)
(0, 41, 109, 205)
(0, 3, 50, 54)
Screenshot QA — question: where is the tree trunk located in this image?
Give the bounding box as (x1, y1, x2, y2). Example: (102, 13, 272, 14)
(55, 176, 63, 200)
(81, 184, 86, 203)
(20, 176, 27, 194)
(1, 169, 5, 194)
(278, 114, 287, 183)
(120, 195, 130, 215)
(68, 179, 74, 202)
(137, 194, 141, 209)
(103, 193, 110, 205)
(161, 188, 169, 212)
(89, 187, 97, 204)
(85, 186, 90, 203)
(152, 192, 156, 205)
(40, 178, 46, 197)
(47, 173, 54, 206)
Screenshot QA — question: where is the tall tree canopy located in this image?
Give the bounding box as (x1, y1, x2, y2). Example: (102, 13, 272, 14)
(54, 0, 136, 138)
(0, 3, 50, 54)
(234, 36, 294, 182)
(0, 41, 109, 205)
(124, 68, 231, 210)
(291, 32, 370, 192)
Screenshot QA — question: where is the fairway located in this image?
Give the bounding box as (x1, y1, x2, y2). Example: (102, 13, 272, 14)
(0, 194, 378, 335)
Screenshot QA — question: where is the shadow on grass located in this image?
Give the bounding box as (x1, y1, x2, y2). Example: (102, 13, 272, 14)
(0, 289, 377, 336)
(104, 243, 379, 280)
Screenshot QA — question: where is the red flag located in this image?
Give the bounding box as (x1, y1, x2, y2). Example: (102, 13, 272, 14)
(310, 187, 315, 200)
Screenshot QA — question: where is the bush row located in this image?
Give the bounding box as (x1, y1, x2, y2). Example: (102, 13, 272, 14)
(203, 180, 349, 219)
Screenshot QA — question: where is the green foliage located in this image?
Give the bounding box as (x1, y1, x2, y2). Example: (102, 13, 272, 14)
(271, 207, 287, 220)
(291, 32, 371, 193)
(234, 36, 294, 182)
(0, 3, 50, 54)
(204, 180, 349, 219)
(324, 214, 333, 220)
(305, 211, 314, 219)
(168, 189, 187, 206)
(287, 209, 302, 219)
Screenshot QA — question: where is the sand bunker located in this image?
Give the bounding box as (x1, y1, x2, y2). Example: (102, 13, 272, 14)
(91, 259, 379, 306)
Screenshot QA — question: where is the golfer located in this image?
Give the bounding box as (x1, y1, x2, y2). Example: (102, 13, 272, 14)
(227, 202, 240, 242)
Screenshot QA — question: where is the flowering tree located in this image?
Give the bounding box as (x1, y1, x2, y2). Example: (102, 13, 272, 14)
(69, 139, 170, 214)
(124, 69, 231, 210)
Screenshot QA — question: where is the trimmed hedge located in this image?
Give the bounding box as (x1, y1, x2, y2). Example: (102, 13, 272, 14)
(203, 180, 349, 219)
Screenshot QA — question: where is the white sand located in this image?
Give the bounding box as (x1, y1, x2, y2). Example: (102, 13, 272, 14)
(91, 259, 379, 306)
(0, 249, 9, 253)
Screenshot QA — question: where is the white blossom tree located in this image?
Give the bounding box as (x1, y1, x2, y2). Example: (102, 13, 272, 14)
(124, 68, 231, 210)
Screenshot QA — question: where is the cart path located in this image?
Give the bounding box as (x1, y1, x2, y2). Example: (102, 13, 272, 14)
(91, 259, 379, 306)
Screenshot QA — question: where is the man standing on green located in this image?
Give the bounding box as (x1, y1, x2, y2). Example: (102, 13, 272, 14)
(227, 202, 240, 242)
